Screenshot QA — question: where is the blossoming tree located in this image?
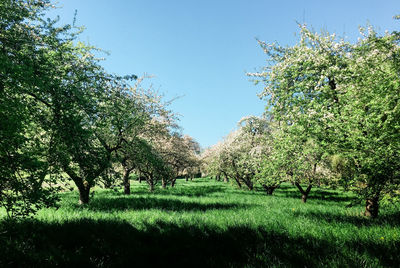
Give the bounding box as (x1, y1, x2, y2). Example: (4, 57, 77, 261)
(250, 23, 400, 217)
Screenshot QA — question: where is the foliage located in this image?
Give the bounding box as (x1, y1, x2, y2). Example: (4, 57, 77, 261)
(99, 76, 174, 193)
(127, 137, 173, 191)
(0, 0, 193, 213)
(250, 23, 400, 215)
(202, 116, 270, 190)
(0, 0, 61, 217)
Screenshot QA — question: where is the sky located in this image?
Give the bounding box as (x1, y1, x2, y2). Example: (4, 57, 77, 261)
(48, 0, 399, 148)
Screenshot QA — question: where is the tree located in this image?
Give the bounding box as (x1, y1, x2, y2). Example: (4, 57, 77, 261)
(337, 27, 400, 217)
(181, 135, 202, 181)
(46, 39, 134, 204)
(99, 76, 170, 195)
(201, 142, 227, 182)
(202, 116, 269, 191)
(253, 120, 285, 196)
(0, 0, 153, 205)
(149, 132, 201, 188)
(251, 23, 400, 216)
(212, 129, 256, 189)
(1, 1, 190, 208)
(0, 0, 61, 217)
(132, 137, 174, 192)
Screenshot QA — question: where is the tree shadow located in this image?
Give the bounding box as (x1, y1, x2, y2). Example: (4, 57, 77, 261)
(0, 218, 398, 267)
(226, 184, 355, 204)
(274, 184, 355, 203)
(84, 196, 248, 212)
(147, 185, 227, 197)
(226, 189, 268, 196)
(293, 209, 400, 228)
(107, 182, 227, 198)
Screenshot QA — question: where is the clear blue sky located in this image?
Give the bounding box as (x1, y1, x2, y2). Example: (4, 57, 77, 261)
(49, 0, 399, 148)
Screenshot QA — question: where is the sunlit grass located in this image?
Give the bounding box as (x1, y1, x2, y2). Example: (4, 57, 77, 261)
(1, 178, 399, 267)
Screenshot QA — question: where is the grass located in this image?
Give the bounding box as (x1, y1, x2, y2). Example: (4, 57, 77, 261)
(1, 178, 399, 267)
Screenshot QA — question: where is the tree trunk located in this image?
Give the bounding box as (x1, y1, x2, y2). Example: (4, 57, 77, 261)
(295, 182, 312, 203)
(243, 177, 253, 190)
(78, 185, 90, 205)
(171, 178, 177, 187)
(262, 184, 278, 195)
(234, 177, 242, 188)
(223, 174, 229, 183)
(185, 177, 188, 181)
(364, 197, 379, 218)
(246, 181, 254, 190)
(148, 179, 154, 192)
(123, 169, 131, 195)
(63, 167, 92, 205)
(161, 178, 167, 189)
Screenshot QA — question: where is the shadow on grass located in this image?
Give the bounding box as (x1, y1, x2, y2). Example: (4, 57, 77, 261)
(85, 196, 247, 212)
(219, 184, 355, 204)
(294, 209, 400, 227)
(274, 184, 355, 204)
(0, 218, 398, 267)
(148, 185, 227, 197)
(104, 182, 227, 198)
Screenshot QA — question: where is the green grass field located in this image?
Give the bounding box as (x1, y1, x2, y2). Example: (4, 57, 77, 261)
(1, 178, 399, 267)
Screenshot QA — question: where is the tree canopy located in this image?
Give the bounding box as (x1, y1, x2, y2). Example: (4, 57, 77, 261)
(0, 0, 200, 216)
(249, 24, 400, 217)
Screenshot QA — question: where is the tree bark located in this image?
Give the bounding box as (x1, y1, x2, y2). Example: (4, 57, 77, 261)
(148, 177, 155, 192)
(262, 184, 278, 195)
(63, 166, 92, 204)
(223, 174, 229, 183)
(78, 184, 90, 205)
(364, 197, 379, 218)
(295, 182, 312, 203)
(123, 169, 133, 195)
(171, 178, 177, 187)
(121, 158, 133, 195)
(242, 176, 253, 190)
(234, 177, 242, 188)
(245, 181, 254, 190)
(161, 178, 167, 189)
